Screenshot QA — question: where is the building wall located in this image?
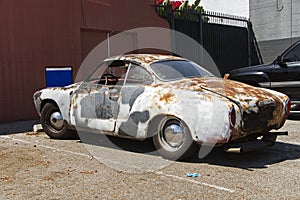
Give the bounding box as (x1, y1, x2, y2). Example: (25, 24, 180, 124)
(250, 0, 300, 63)
(0, 0, 169, 122)
(199, 0, 249, 18)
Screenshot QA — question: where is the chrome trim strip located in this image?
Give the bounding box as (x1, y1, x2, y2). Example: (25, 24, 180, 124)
(270, 81, 300, 88)
(258, 82, 270, 87)
(259, 81, 300, 88)
(290, 110, 300, 114)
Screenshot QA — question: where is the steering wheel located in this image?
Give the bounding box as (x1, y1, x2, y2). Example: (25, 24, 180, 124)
(100, 73, 119, 85)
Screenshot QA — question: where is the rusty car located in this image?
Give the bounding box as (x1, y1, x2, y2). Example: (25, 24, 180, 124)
(33, 54, 291, 160)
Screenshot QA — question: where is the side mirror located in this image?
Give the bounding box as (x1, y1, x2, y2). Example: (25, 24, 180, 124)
(275, 55, 288, 67)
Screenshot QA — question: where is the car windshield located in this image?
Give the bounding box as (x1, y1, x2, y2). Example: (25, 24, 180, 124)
(150, 60, 213, 81)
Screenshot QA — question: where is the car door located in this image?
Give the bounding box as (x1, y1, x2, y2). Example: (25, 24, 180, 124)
(271, 43, 300, 100)
(69, 62, 128, 133)
(70, 83, 120, 132)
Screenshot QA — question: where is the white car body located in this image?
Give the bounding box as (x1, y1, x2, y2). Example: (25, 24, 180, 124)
(33, 54, 291, 160)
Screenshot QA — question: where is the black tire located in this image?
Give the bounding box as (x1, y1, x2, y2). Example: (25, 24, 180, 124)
(153, 117, 199, 161)
(41, 103, 72, 139)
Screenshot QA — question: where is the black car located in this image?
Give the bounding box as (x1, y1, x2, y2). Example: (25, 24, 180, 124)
(226, 41, 300, 114)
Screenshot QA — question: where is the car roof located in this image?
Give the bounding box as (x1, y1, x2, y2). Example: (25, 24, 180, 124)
(104, 54, 186, 66)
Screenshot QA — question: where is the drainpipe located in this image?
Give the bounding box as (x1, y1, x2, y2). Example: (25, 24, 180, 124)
(290, 0, 293, 45)
(107, 33, 110, 58)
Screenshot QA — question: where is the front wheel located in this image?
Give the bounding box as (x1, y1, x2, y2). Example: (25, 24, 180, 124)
(153, 117, 199, 161)
(41, 103, 72, 139)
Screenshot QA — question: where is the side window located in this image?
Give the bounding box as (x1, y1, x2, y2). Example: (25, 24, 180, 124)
(125, 65, 153, 85)
(283, 44, 300, 62)
(86, 62, 130, 86)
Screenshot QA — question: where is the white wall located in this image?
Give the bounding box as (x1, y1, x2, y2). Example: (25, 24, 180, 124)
(189, 0, 249, 18)
(250, 0, 300, 42)
(249, 0, 300, 63)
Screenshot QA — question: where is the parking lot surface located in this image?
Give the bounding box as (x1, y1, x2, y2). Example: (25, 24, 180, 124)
(0, 119, 299, 199)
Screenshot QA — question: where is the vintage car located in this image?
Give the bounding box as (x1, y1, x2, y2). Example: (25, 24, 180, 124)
(33, 54, 291, 160)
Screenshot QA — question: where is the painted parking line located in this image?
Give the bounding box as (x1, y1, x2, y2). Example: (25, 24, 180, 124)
(155, 171, 235, 193)
(0, 134, 236, 193)
(0, 135, 92, 159)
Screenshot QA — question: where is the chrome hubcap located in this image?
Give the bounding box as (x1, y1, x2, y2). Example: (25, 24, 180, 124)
(162, 124, 184, 148)
(50, 112, 64, 129)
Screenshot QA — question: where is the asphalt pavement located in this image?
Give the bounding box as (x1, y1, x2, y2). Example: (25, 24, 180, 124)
(0, 119, 299, 199)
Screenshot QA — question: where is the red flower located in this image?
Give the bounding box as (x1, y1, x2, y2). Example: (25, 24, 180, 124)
(156, 0, 164, 5)
(171, 1, 183, 10)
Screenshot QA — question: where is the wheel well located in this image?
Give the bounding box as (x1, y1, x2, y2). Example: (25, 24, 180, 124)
(146, 114, 183, 138)
(40, 99, 59, 112)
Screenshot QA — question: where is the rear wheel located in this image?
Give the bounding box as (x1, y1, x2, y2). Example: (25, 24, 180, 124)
(153, 116, 199, 161)
(41, 103, 72, 139)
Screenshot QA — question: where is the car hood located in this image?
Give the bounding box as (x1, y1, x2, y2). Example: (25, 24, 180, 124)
(40, 82, 83, 93)
(171, 77, 284, 114)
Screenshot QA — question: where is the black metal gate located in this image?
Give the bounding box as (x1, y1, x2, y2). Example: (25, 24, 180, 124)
(156, 6, 262, 75)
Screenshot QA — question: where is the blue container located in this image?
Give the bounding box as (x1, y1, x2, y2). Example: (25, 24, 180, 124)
(46, 67, 73, 87)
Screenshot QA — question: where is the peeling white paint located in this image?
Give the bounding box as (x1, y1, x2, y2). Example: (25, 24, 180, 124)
(33, 54, 289, 145)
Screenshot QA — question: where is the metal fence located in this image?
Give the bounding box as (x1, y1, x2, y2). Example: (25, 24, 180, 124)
(156, 6, 263, 75)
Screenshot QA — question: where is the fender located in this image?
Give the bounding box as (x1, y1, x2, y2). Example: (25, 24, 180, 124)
(33, 84, 80, 123)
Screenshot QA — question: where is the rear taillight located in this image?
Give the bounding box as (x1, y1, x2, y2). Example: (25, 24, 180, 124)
(229, 106, 236, 126)
(285, 98, 291, 115)
(279, 98, 291, 128)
